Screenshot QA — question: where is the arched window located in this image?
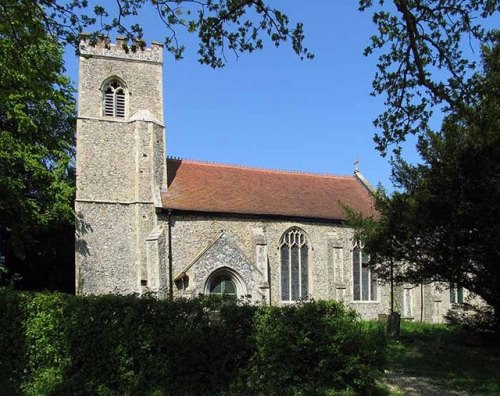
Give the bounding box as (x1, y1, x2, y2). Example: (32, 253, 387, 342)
(205, 268, 244, 299)
(280, 228, 308, 301)
(103, 79, 126, 118)
(209, 274, 237, 297)
(353, 241, 377, 301)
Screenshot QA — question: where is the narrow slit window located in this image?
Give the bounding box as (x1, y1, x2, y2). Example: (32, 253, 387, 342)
(103, 79, 126, 118)
(450, 284, 464, 304)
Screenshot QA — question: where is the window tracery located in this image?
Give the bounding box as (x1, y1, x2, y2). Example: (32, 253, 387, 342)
(280, 228, 308, 301)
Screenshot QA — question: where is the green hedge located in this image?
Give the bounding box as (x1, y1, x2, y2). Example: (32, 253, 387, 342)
(243, 303, 386, 395)
(0, 290, 385, 395)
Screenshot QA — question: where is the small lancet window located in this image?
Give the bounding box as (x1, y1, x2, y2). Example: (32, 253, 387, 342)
(103, 79, 126, 118)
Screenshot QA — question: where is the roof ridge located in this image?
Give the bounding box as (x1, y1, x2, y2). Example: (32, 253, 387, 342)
(166, 156, 355, 179)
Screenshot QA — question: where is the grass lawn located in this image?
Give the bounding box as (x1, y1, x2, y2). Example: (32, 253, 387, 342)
(378, 321, 500, 395)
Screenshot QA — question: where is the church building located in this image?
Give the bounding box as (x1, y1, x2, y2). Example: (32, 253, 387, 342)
(75, 38, 460, 321)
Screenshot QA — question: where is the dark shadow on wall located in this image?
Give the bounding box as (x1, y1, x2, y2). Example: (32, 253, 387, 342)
(75, 211, 93, 294)
(75, 211, 92, 258)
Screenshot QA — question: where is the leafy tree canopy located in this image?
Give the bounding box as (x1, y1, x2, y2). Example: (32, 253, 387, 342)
(34, 0, 313, 68)
(360, 0, 500, 155)
(0, 0, 75, 290)
(1, 1, 309, 291)
(354, 0, 500, 320)
(350, 36, 500, 316)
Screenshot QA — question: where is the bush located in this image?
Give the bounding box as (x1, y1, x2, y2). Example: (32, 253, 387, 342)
(0, 290, 384, 395)
(0, 288, 27, 395)
(445, 303, 499, 344)
(240, 301, 386, 395)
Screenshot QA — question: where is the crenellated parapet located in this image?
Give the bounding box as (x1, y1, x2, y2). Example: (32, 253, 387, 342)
(79, 35, 163, 63)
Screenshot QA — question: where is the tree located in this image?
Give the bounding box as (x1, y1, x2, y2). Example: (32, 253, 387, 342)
(355, 0, 500, 316)
(359, 0, 499, 155)
(350, 37, 500, 320)
(0, 0, 76, 290)
(1, 1, 309, 291)
(31, 0, 312, 68)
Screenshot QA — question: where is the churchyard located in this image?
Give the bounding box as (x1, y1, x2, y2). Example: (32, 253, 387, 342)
(378, 321, 500, 395)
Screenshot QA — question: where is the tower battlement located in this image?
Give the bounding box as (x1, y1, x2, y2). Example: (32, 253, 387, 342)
(79, 35, 163, 63)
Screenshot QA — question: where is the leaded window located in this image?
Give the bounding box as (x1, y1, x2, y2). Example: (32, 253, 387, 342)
(353, 242, 377, 301)
(450, 284, 464, 304)
(209, 274, 237, 298)
(280, 229, 308, 301)
(103, 79, 126, 117)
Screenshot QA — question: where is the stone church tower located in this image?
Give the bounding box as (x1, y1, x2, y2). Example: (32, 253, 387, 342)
(75, 37, 168, 296)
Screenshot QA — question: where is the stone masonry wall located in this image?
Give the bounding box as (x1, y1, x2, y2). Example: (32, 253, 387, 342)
(78, 39, 163, 122)
(163, 213, 392, 319)
(76, 202, 139, 294)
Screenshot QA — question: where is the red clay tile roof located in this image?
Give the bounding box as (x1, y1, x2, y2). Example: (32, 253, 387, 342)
(161, 158, 376, 221)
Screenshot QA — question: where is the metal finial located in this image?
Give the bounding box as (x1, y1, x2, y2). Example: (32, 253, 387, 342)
(354, 158, 360, 173)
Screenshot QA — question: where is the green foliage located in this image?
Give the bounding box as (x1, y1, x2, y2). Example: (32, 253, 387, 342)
(349, 37, 500, 321)
(445, 303, 499, 338)
(0, 289, 27, 395)
(1, 0, 311, 290)
(384, 320, 500, 395)
(396, 320, 453, 343)
(25, 0, 313, 68)
(240, 301, 386, 395)
(359, 0, 499, 155)
(0, 0, 76, 291)
(0, 290, 385, 395)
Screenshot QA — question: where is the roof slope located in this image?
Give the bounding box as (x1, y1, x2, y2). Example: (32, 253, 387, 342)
(161, 158, 376, 221)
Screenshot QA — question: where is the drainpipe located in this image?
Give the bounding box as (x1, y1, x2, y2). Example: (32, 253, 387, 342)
(268, 263, 272, 306)
(168, 209, 173, 301)
(390, 260, 394, 314)
(420, 282, 424, 322)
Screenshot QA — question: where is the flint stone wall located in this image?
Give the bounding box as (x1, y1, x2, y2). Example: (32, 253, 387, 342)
(78, 42, 163, 121)
(163, 213, 392, 319)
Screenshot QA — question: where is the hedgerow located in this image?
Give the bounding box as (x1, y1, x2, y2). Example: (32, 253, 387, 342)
(0, 289, 385, 395)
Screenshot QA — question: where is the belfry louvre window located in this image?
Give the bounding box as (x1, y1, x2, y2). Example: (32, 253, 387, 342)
(280, 229, 308, 301)
(353, 242, 377, 301)
(103, 80, 126, 117)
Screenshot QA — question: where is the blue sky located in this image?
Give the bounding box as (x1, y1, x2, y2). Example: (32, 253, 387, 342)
(63, 1, 482, 190)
